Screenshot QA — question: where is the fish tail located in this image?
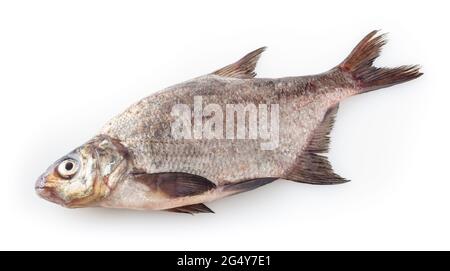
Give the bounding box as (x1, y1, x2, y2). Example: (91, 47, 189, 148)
(339, 30, 423, 93)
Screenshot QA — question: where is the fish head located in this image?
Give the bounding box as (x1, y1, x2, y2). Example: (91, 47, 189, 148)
(35, 135, 129, 208)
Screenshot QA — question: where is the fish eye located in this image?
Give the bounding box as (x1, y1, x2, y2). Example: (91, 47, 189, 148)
(57, 159, 79, 178)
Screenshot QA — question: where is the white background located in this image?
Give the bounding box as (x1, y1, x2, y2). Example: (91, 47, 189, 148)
(0, 0, 448, 250)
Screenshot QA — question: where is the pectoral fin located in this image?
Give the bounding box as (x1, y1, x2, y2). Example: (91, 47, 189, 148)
(132, 172, 216, 198)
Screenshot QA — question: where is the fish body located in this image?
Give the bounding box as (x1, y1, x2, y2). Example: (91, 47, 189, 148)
(36, 31, 422, 213)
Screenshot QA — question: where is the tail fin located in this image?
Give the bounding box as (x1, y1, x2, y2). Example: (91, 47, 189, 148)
(339, 30, 422, 92)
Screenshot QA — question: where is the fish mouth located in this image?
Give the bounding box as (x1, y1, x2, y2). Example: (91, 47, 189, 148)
(35, 175, 65, 206)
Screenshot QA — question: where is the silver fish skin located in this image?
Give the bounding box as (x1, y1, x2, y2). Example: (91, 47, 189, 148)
(36, 31, 422, 213)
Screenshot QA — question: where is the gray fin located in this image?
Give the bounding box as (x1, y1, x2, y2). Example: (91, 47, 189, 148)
(167, 203, 214, 214)
(223, 177, 277, 195)
(212, 47, 266, 79)
(132, 172, 216, 198)
(339, 30, 422, 93)
(283, 105, 349, 185)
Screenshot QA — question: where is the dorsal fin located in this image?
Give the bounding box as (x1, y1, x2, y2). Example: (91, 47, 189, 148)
(212, 47, 266, 79)
(283, 105, 349, 185)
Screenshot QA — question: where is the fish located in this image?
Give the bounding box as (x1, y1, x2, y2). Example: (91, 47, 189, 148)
(35, 30, 422, 214)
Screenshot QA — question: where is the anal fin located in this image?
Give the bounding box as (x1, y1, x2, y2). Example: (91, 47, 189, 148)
(223, 178, 277, 195)
(284, 105, 349, 185)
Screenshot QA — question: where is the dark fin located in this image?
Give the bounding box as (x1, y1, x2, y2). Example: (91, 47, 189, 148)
(284, 105, 349, 185)
(307, 105, 339, 153)
(339, 30, 422, 93)
(132, 172, 216, 198)
(223, 177, 277, 195)
(212, 47, 266, 79)
(167, 203, 214, 214)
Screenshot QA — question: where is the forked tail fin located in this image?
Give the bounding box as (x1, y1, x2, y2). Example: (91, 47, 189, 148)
(339, 30, 423, 93)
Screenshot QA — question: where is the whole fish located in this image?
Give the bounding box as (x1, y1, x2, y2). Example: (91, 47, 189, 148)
(36, 31, 422, 213)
